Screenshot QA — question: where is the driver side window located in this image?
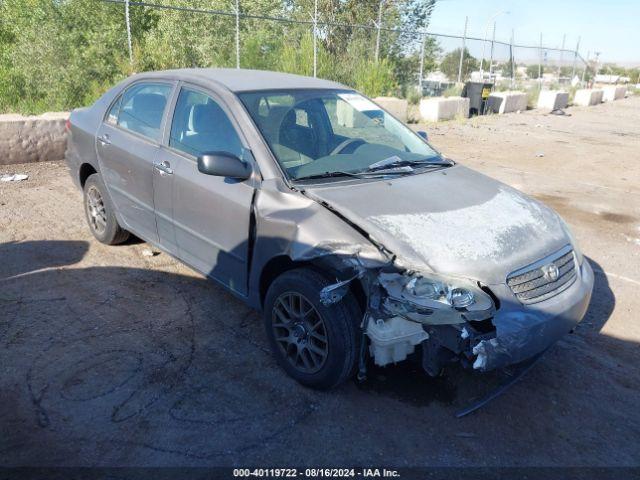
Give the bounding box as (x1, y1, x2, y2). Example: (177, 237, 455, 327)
(169, 88, 243, 158)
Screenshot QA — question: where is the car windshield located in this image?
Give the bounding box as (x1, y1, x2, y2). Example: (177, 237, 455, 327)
(238, 89, 444, 180)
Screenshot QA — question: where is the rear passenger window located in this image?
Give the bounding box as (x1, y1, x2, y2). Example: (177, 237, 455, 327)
(169, 88, 243, 158)
(116, 83, 172, 141)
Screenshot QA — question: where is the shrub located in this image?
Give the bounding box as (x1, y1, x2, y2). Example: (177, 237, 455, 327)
(352, 58, 398, 98)
(407, 87, 422, 105)
(442, 84, 462, 97)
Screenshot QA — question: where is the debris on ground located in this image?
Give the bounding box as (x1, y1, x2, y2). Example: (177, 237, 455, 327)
(535, 152, 545, 157)
(141, 248, 160, 257)
(1, 173, 28, 182)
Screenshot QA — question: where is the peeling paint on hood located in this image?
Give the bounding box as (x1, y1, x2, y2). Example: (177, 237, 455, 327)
(369, 187, 560, 264)
(303, 165, 569, 284)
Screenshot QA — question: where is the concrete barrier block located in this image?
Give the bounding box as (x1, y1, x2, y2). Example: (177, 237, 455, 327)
(574, 89, 604, 106)
(487, 91, 528, 114)
(602, 86, 626, 102)
(0, 112, 69, 165)
(537, 90, 569, 111)
(336, 100, 367, 127)
(373, 96, 408, 123)
(418, 96, 469, 122)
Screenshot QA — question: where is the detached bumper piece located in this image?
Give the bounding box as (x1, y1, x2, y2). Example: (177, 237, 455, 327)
(455, 350, 547, 418)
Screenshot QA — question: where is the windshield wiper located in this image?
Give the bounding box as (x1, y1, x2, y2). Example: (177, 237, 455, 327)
(294, 157, 452, 181)
(367, 155, 451, 172)
(295, 169, 409, 181)
(295, 171, 359, 181)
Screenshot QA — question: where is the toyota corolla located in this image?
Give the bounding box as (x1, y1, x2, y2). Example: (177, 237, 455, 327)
(65, 68, 594, 389)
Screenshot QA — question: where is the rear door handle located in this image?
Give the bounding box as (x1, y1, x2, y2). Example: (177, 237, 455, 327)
(154, 161, 173, 175)
(97, 134, 111, 145)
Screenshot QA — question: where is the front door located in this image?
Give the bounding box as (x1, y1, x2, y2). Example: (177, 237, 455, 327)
(155, 86, 255, 296)
(96, 81, 174, 244)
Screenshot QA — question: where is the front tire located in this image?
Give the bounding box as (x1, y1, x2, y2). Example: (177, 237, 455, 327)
(83, 173, 129, 245)
(264, 268, 360, 389)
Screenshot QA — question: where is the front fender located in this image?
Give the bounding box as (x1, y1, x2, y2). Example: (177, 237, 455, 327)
(247, 179, 389, 308)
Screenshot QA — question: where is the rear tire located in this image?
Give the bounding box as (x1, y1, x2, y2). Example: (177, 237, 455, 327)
(264, 268, 361, 389)
(83, 173, 129, 245)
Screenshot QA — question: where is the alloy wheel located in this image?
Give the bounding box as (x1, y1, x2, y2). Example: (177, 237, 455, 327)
(86, 185, 107, 235)
(271, 292, 329, 374)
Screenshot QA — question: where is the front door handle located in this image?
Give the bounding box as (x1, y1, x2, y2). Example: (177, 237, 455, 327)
(154, 160, 173, 175)
(97, 134, 111, 145)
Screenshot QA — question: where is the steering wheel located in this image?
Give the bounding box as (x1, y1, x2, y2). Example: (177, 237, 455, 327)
(330, 138, 366, 155)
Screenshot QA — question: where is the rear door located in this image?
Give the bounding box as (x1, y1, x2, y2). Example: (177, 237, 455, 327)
(154, 85, 256, 296)
(96, 81, 174, 244)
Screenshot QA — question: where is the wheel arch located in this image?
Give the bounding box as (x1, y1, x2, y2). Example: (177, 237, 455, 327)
(79, 162, 98, 188)
(258, 254, 367, 315)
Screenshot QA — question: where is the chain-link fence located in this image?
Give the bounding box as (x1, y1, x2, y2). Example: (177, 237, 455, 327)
(108, 0, 593, 92)
(0, 0, 600, 115)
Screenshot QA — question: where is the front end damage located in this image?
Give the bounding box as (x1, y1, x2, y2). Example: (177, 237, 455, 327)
(319, 252, 594, 379)
(287, 177, 593, 385)
(320, 264, 500, 377)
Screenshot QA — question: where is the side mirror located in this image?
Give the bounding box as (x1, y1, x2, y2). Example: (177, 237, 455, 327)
(417, 130, 428, 141)
(197, 152, 251, 179)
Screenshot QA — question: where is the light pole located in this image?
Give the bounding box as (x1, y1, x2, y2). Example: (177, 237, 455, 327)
(374, 0, 385, 62)
(479, 10, 509, 79)
(593, 51, 601, 79)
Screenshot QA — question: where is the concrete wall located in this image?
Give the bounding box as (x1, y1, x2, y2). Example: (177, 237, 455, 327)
(0, 112, 69, 165)
(602, 86, 626, 102)
(373, 96, 408, 123)
(537, 90, 569, 111)
(487, 91, 528, 114)
(574, 89, 604, 106)
(419, 96, 469, 122)
(336, 100, 368, 128)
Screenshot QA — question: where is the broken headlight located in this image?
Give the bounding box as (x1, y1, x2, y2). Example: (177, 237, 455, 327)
(403, 276, 486, 310)
(379, 272, 495, 324)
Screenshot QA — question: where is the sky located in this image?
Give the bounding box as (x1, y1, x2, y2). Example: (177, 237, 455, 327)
(427, 0, 640, 66)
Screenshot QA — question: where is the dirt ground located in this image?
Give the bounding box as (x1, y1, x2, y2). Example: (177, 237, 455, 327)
(1, 96, 639, 469)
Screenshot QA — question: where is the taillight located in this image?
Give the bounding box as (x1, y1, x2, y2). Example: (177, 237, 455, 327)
(65, 118, 71, 131)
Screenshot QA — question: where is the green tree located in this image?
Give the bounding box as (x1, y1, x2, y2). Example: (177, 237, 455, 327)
(0, 0, 438, 114)
(0, 0, 157, 113)
(439, 48, 478, 82)
(352, 58, 397, 97)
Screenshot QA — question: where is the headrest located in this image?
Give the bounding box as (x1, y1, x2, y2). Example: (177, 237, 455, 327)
(282, 109, 297, 126)
(132, 93, 166, 115)
(193, 102, 228, 133)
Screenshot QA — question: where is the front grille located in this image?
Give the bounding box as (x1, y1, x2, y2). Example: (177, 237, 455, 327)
(507, 247, 577, 304)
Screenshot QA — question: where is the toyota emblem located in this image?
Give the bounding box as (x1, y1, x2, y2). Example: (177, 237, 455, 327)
(542, 263, 560, 282)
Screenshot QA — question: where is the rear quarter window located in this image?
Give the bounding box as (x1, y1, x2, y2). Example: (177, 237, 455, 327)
(105, 96, 122, 125)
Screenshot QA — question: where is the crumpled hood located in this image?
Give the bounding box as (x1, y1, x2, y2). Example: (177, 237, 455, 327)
(303, 165, 569, 285)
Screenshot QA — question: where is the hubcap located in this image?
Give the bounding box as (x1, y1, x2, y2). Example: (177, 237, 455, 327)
(86, 185, 107, 234)
(272, 292, 329, 374)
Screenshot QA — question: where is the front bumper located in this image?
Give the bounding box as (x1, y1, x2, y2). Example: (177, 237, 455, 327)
(473, 260, 594, 371)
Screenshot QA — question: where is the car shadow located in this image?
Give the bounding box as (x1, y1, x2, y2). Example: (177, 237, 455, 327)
(0, 240, 630, 466)
(209, 235, 618, 412)
(0, 240, 89, 279)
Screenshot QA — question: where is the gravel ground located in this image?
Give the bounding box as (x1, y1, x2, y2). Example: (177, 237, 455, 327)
(1, 97, 639, 468)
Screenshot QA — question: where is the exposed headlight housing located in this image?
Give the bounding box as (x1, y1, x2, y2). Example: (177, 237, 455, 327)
(379, 272, 495, 324)
(448, 287, 475, 308)
(403, 276, 477, 309)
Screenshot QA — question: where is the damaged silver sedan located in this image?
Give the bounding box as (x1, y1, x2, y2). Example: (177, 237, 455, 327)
(65, 68, 594, 389)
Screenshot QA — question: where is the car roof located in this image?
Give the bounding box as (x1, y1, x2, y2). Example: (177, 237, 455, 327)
(133, 68, 348, 93)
